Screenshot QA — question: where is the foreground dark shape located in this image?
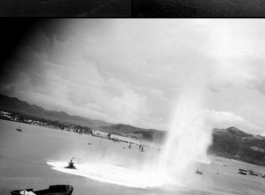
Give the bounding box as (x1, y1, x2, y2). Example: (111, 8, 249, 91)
(133, 0, 265, 17)
(10, 185, 74, 195)
(65, 158, 76, 169)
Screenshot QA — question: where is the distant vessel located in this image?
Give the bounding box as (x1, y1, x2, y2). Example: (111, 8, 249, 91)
(65, 158, 76, 169)
(196, 169, 203, 174)
(238, 169, 247, 175)
(10, 185, 74, 195)
(16, 127, 22, 132)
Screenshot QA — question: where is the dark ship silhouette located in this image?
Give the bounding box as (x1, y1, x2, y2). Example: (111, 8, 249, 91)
(65, 158, 76, 169)
(16, 127, 22, 132)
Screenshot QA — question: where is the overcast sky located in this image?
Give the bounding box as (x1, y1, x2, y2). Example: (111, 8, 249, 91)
(1, 19, 265, 135)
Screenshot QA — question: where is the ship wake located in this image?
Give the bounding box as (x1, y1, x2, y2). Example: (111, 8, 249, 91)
(46, 161, 168, 189)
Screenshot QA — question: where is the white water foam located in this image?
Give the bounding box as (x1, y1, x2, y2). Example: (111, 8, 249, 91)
(46, 161, 170, 189)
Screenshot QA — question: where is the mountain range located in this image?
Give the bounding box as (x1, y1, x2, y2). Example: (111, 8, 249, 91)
(1, 93, 265, 166)
(208, 127, 265, 166)
(0, 94, 167, 142)
(0, 93, 111, 127)
(97, 123, 166, 143)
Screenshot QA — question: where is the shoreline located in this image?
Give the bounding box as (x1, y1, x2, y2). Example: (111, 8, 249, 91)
(1, 118, 265, 168)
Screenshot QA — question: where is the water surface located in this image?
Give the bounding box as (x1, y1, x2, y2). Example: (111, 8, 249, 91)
(0, 119, 264, 195)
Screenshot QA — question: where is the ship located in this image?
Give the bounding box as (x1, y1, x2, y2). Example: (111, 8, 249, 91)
(65, 158, 76, 169)
(16, 127, 22, 132)
(196, 169, 203, 174)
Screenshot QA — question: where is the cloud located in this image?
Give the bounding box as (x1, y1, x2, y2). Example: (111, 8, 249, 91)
(207, 57, 257, 94)
(0, 83, 16, 95)
(3, 19, 265, 135)
(248, 79, 265, 95)
(205, 110, 264, 134)
(1, 49, 150, 128)
(244, 60, 265, 95)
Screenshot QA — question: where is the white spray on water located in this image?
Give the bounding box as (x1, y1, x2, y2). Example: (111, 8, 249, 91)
(47, 65, 213, 190)
(156, 65, 213, 187)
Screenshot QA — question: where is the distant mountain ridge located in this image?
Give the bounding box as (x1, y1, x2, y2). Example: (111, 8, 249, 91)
(97, 123, 166, 143)
(214, 126, 252, 137)
(0, 93, 166, 140)
(1, 93, 265, 166)
(209, 127, 265, 166)
(0, 93, 111, 127)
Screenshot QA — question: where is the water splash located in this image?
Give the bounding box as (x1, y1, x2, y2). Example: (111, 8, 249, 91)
(46, 67, 213, 190)
(47, 161, 166, 188)
(157, 69, 213, 187)
(46, 88, 212, 189)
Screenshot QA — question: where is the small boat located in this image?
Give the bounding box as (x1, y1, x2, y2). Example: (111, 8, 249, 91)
(65, 158, 76, 169)
(16, 127, 22, 132)
(238, 168, 247, 175)
(196, 169, 203, 174)
(10, 185, 74, 195)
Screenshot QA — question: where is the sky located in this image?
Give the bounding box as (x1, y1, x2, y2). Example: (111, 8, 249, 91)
(1, 19, 265, 135)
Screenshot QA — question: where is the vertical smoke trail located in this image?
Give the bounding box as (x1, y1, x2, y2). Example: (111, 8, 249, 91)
(157, 66, 213, 186)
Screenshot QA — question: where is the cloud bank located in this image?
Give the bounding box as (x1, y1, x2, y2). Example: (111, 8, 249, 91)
(1, 19, 265, 135)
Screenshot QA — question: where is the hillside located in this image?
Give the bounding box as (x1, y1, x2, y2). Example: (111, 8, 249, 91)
(209, 127, 265, 166)
(0, 93, 111, 128)
(98, 124, 265, 165)
(97, 124, 167, 144)
(1, 93, 265, 166)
